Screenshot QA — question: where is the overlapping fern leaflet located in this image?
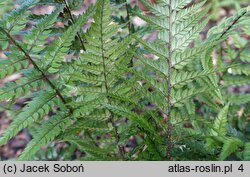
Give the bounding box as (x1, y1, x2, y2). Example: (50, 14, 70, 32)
(19, 112, 72, 160)
(43, 6, 95, 73)
(0, 91, 58, 145)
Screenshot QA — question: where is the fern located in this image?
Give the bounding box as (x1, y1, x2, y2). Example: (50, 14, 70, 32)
(19, 113, 71, 160)
(0, 91, 57, 146)
(243, 143, 250, 161)
(0, 0, 93, 160)
(59, 0, 135, 159)
(219, 138, 243, 160)
(132, 0, 220, 158)
(211, 104, 229, 137)
(0, 0, 250, 161)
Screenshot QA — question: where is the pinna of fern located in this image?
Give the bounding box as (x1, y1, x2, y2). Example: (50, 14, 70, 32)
(0, 0, 95, 160)
(58, 0, 137, 160)
(130, 0, 250, 160)
(0, 0, 250, 161)
(207, 24, 250, 161)
(59, 0, 164, 160)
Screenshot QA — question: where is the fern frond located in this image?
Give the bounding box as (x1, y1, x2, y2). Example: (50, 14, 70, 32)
(0, 91, 57, 146)
(227, 94, 250, 104)
(45, 6, 95, 73)
(24, 6, 65, 52)
(174, 1, 207, 23)
(133, 35, 168, 58)
(243, 143, 250, 161)
(66, 137, 115, 160)
(211, 104, 229, 137)
(171, 87, 208, 107)
(134, 11, 169, 31)
(1, 0, 37, 32)
(0, 49, 28, 80)
(105, 105, 154, 134)
(171, 0, 193, 11)
(139, 0, 169, 16)
(219, 138, 243, 160)
(135, 53, 168, 77)
(171, 69, 214, 89)
(19, 113, 71, 160)
(0, 71, 44, 102)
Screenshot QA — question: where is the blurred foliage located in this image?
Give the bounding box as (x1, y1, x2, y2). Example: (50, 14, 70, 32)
(0, 0, 14, 18)
(211, 0, 250, 19)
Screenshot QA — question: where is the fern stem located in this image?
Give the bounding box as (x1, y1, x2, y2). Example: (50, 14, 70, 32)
(125, 1, 134, 67)
(125, 2, 134, 34)
(0, 27, 70, 112)
(219, 11, 247, 39)
(166, 0, 173, 160)
(99, 0, 125, 160)
(63, 0, 86, 51)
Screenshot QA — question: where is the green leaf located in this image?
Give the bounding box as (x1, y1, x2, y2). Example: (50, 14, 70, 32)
(0, 91, 56, 146)
(211, 104, 229, 137)
(219, 138, 243, 160)
(19, 113, 71, 160)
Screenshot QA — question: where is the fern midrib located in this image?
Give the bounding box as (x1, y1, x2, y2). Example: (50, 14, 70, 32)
(99, 0, 124, 159)
(166, 0, 173, 160)
(0, 27, 70, 109)
(219, 11, 247, 39)
(63, 0, 86, 51)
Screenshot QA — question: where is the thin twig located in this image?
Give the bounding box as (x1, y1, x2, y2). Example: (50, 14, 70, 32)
(0, 27, 73, 114)
(63, 0, 86, 51)
(219, 11, 247, 39)
(166, 0, 173, 160)
(99, 0, 125, 160)
(125, 1, 134, 67)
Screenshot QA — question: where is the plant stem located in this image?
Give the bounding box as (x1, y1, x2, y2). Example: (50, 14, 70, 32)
(63, 0, 86, 51)
(125, 2, 133, 34)
(219, 11, 247, 39)
(166, 0, 173, 160)
(99, 0, 125, 160)
(0, 27, 73, 114)
(125, 1, 134, 67)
